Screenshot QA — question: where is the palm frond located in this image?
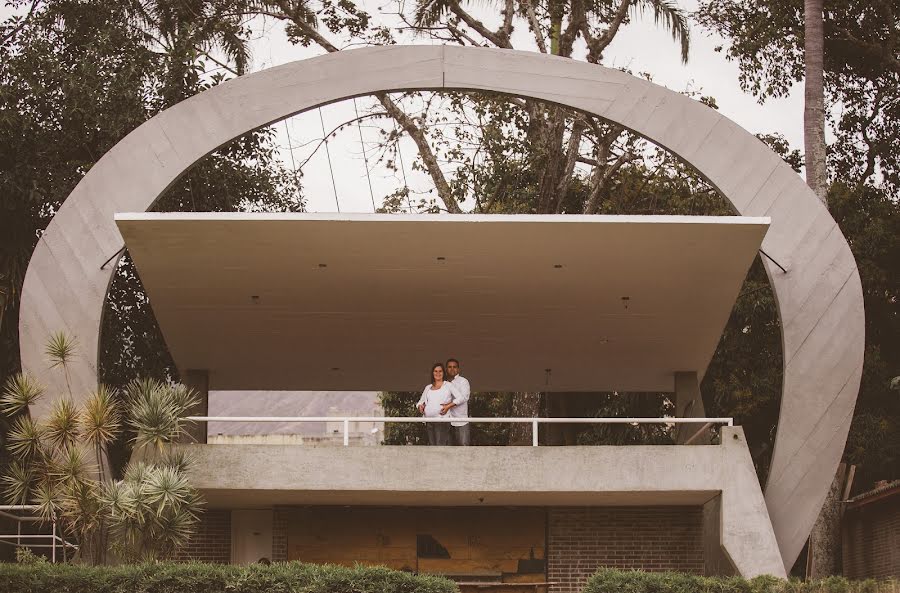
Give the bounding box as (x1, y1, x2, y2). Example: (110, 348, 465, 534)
(126, 379, 199, 451)
(635, 0, 690, 64)
(82, 384, 123, 450)
(6, 415, 45, 460)
(414, 0, 452, 27)
(43, 398, 81, 451)
(45, 331, 77, 369)
(1, 461, 34, 505)
(32, 481, 61, 523)
(159, 448, 193, 474)
(51, 445, 90, 487)
(1, 373, 44, 417)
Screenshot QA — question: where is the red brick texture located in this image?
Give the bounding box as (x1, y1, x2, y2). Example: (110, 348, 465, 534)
(173, 509, 231, 564)
(842, 497, 900, 578)
(548, 507, 704, 593)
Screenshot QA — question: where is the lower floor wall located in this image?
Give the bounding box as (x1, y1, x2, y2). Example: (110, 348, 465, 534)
(173, 509, 231, 563)
(185, 505, 707, 590)
(548, 507, 704, 593)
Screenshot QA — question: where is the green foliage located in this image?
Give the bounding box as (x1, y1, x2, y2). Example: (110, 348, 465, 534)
(14, 546, 47, 565)
(696, 0, 900, 193)
(1, 335, 206, 563)
(0, 561, 459, 593)
(583, 568, 896, 593)
(380, 391, 513, 445)
(101, 454, 203, 562)
(125, 378, 200, 452)
(828, 182, 900, 488)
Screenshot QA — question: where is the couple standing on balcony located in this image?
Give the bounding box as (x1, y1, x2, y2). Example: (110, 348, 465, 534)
(417, 359, 471, 446)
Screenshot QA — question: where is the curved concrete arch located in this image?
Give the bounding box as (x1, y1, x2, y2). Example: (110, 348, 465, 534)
(19, 46, 863, 571)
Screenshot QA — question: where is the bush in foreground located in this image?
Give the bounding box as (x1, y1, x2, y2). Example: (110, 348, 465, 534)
(0, 561, 459, 593)
(584, 568, 897, 593)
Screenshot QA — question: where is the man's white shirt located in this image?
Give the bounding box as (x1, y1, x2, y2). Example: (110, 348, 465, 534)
(448, 375, 471, 427)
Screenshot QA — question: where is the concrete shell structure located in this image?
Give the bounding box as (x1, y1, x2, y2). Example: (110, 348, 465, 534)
(18, 46, 864, 571)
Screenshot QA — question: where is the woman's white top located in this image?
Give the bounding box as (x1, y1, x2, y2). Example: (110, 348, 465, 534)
(417, 383, 454, 418)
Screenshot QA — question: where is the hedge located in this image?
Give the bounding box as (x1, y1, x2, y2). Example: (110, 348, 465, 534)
(0, 561, 459, 593)
(583, 568, 897, 593)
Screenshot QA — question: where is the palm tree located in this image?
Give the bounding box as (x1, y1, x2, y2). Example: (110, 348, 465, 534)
(0, 333, 203, 563)
(804, 0, 828, 203)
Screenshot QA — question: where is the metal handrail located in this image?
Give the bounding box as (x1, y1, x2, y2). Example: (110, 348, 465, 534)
(187, 416, 733, 447)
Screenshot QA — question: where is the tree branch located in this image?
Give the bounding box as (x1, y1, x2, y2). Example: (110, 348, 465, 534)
(377, 93, 462, 213)
(1, 0, 41, 45)
(585, 0, 631, 63)
(555, 120, 585, 212)
(448, 0, 512, 48)
(521, 0, 548, 53)
(269, 2, 461, 213)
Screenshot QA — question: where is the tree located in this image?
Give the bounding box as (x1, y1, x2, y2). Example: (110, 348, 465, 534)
(804, 0, 827, 201)
(696, 0, 900, 195)
(0, 0, 304, 401)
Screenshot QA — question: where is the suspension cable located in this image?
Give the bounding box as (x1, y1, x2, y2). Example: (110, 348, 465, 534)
(318, 108, 341, 213)
(353, 98, 377, 212)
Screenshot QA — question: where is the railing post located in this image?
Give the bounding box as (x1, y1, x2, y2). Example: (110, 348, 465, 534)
(343, 419, 350, 446)
(52, 522, 56, 563)
(532, 419, 539, 447)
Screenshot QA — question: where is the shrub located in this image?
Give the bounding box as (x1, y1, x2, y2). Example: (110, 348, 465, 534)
(583, 569, 897, 593)
(0, 561, 459, 593)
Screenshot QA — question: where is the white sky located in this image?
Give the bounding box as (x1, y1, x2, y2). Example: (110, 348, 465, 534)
(2, 1, 807, 214)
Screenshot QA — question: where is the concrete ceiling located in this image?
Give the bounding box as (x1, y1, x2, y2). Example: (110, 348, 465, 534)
(116, 213, 768, 392)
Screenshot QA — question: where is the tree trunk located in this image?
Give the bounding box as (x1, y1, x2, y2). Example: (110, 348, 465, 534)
(806, 463, 853, 577)
(508, 391, 542, 445)
(804, 0, 828, 203)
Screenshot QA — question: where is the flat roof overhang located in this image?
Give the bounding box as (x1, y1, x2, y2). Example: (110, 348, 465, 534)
(116, 213, 768, 392)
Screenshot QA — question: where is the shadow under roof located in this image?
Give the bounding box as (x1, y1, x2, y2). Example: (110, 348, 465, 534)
(115, 213, 768, 393)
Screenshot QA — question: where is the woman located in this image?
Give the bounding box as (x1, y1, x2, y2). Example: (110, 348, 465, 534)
(416, 362, 454, 446)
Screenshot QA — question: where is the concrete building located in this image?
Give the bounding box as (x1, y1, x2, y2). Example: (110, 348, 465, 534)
(18, 47, 864, 588)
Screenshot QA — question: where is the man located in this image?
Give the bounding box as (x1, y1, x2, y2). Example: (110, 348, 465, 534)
(441, 358, 471, 446)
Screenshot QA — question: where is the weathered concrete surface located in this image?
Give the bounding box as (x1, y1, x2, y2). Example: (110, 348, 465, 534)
(180, 428, 784, 577)
(19, 46, 865, 570)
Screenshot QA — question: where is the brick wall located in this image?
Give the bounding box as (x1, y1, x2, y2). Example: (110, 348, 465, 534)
(272, 506, 289, 561)
(173, 509, 231, 563)
(548, 507, 704, 593)
(842, 496, 900, 579)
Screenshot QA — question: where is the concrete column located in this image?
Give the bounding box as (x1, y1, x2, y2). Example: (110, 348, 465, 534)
(718, 427, 786, 577)
(702, 495, 737, 576)
(674, 371, 710, 445)
(182, 369, 209, 444)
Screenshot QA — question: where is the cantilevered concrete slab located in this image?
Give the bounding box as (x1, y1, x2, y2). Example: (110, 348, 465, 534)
(116, 213, 768, 393)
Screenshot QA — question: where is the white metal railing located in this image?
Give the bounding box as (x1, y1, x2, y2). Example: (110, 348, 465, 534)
(187, 416, 733, 447)
(0, 505, 79, 562)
